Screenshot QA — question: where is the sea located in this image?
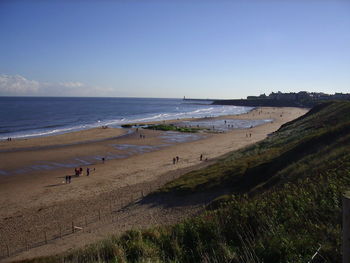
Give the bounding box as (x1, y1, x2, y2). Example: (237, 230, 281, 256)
(0, 97, 255, 140)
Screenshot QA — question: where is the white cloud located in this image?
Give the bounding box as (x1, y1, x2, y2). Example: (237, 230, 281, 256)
(59, 82, 84, 88)
(0, 74, 107, 96)
(0, 74, 40, 95)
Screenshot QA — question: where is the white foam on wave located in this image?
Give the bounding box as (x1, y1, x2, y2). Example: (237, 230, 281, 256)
(115, 105, 252, 125)
(0, 122, 104, 140)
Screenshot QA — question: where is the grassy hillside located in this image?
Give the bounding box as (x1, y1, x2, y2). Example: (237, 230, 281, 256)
(19, 101, 350, 263)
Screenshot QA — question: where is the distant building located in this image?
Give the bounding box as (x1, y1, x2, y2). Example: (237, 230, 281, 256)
(246, 91, 350, 104)
(247, 93, 267, 100)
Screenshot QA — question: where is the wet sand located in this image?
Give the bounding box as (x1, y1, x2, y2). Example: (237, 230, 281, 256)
(0, 107, 308, 261)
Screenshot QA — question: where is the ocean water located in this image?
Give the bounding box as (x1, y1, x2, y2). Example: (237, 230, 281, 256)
(0, 97, 254, 139)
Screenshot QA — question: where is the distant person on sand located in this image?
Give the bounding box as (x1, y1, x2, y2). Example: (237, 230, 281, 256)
(173, 157, 176, 165)
(68, 175, 71, 183)
(200, 154, 203, 161)
(65, 175, 69, 184)
(79, 167, 83, 176)
(102, 157, 105, 164)
(86, 167, 90, 176)
(75, 168, 79, 177)
(176, 156, 179, 163)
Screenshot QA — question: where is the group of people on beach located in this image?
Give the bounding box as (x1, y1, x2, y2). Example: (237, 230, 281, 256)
(74, 167, 91, 177)
(6, 137, 12, 141)
(66, 167, 93, 184)
(75, 167, 83, 176)
(172, 156, 180, 164)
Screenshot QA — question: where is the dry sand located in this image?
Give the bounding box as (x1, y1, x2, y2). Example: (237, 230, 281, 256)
(0, 107, 308, 262)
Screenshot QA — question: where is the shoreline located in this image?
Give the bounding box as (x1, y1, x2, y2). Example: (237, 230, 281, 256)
(0, 129, 135, 154)
(0, 104, 255, 142)
(0, 109, 250, 152)
(0, 104, 274, 154)
(0, 108, 266, 176)
(0, 127, 129, 152)
(0, 106, 309, 261)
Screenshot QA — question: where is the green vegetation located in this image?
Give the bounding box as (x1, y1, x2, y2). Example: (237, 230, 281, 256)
(121, 123, 203, 132)
(143, 124, 202, 133)
(18, 101, 350, 262)
(121, 124, 134, 128)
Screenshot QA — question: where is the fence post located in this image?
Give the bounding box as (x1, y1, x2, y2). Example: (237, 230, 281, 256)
(343, 192, 350, 263)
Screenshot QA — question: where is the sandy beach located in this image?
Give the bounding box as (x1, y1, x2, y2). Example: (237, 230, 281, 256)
(0, 107, 308, 261)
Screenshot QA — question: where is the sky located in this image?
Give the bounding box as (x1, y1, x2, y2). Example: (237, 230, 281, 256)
(0, 1, 349, 99)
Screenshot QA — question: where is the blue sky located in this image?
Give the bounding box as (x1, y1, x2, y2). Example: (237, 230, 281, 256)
(0, 1, 349, 99)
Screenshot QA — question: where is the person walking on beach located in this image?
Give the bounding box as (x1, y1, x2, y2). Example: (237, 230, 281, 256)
(79, 167, 83, 176)
(86, 167, 90, 176)
(200, 154, 203, 161)
(65, 175, 69, 184)
(176, 156, 179, 163)
(68, 175, 72, 183)
(173, 157, 176, 165)
(102, 157, 105, 164)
